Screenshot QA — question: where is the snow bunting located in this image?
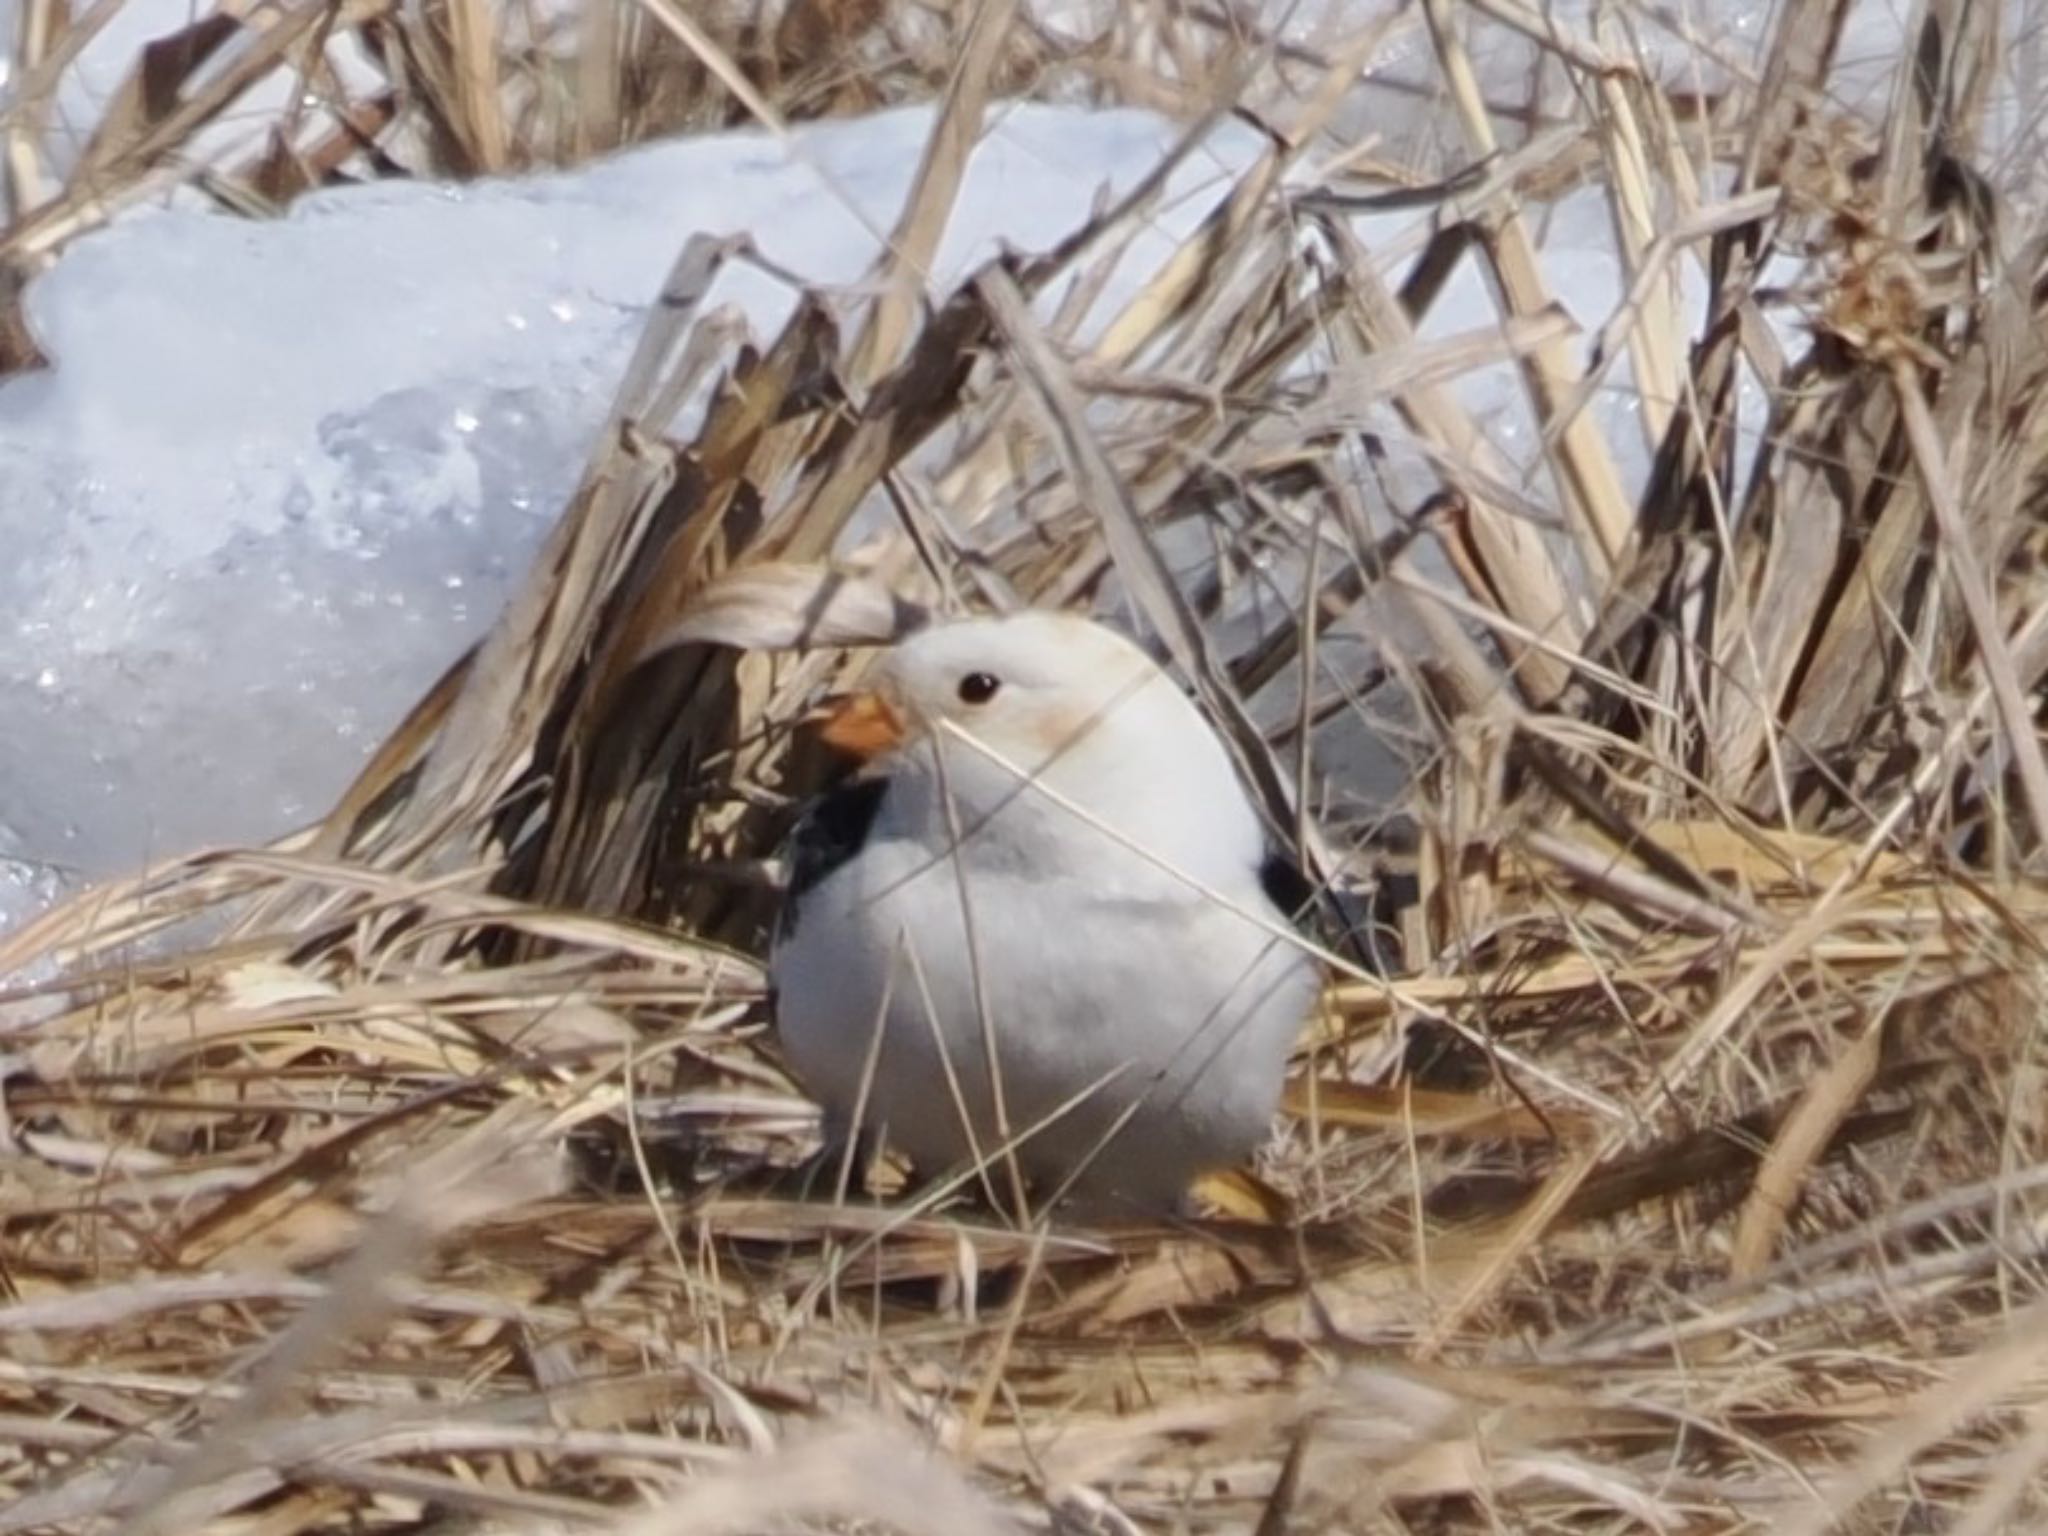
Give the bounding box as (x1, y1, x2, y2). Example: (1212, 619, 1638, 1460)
(770, 610, 1321, 1216)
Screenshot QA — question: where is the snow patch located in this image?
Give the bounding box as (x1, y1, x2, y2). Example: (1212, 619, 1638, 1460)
(0, 103, 1268, 927)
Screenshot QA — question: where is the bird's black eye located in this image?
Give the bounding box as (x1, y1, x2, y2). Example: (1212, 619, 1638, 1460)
(956, 671, 1002, 705)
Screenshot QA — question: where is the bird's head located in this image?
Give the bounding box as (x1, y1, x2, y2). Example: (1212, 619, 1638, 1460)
(817, 610, 1170, 779)
(813, 610, 1264, 884)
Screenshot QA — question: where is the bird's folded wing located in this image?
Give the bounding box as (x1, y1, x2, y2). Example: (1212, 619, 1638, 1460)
(779, 775, 890, 939)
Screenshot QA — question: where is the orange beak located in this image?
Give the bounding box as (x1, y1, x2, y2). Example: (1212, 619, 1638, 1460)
(817, 689, 907, 761)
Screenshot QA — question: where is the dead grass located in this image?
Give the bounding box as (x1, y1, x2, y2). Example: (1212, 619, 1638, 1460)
(0, 0, 1329, 371)
(8, 0, 2048, 1531)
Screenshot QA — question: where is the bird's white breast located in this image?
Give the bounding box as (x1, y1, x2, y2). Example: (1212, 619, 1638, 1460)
(771, 785, 1318, 1212)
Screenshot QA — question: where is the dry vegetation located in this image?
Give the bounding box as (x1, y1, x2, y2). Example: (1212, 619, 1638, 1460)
(0, 0, 1286, 366)
(7, 0, 2048, 1530)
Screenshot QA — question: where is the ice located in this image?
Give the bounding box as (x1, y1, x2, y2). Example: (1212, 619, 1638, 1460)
(3, 0, 2027, 937)
(0, 103, 1273, 931)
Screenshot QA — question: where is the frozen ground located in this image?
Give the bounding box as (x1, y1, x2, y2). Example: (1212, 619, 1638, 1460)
(0, 0, 2029, 935)
(0, 103, 1290, 930)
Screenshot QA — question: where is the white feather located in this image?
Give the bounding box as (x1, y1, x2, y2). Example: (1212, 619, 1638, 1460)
(771, 611, 1320, 1215)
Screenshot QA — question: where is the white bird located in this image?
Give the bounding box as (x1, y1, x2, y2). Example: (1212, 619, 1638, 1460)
(769, 610, 1321, 1217)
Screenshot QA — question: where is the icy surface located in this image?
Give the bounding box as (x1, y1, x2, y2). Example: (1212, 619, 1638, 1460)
(2, 0, 2033, 936)
(0, 104, 1275, 928)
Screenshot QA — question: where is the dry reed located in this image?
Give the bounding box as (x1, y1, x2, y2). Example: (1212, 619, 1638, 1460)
(7, 0, 2048, 1532)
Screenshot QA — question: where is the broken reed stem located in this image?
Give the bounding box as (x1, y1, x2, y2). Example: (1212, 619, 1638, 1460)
(6, 5, 2048, 1534)
(1891, 353, 2048, 861)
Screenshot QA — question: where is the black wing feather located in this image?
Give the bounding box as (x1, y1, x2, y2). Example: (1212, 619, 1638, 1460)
(1258, 846, 1314, 920)
(779, 775, 890, 941)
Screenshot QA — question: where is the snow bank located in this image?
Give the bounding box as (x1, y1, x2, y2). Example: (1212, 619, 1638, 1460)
(0, 104, 1266, 926)
(3, 0, 2020, 934)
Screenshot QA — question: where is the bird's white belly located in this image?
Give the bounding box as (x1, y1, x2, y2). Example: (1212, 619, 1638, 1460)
(772, 836, 1317, 1210)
